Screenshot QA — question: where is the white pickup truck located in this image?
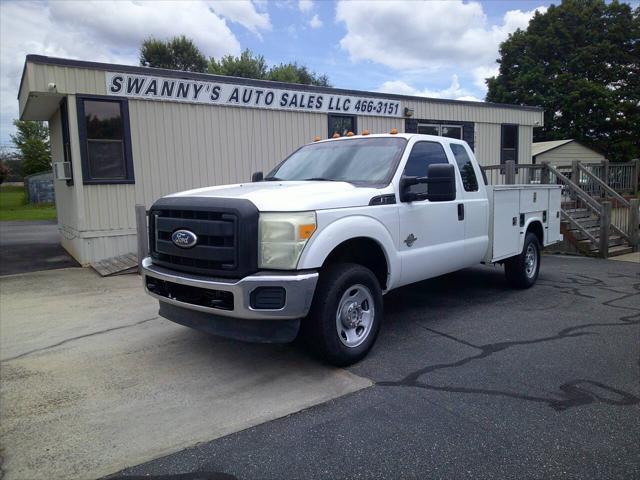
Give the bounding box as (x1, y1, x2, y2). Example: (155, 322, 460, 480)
(139, 133, 562, 365)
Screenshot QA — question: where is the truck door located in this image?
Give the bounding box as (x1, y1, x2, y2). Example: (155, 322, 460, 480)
(448, 143, 489, 265)
(397, 141, 466, 286)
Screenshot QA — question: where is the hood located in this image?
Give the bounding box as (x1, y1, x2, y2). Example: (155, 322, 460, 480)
(166, 181, 388, 211)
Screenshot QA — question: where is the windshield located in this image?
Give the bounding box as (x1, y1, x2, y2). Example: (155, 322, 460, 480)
(266, 137, 407, 185)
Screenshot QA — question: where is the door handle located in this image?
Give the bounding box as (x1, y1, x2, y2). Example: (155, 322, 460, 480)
(457, 203, 464, 221)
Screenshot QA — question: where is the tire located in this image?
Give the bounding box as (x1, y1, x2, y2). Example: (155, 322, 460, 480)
(301, 263, 383, 366)
(504, 232, 541, 289)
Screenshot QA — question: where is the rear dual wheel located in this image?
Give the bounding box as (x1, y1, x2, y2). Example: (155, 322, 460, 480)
(301, 263, 383, 366)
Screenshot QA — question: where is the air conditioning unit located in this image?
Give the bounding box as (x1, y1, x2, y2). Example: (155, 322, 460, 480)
(54, 162, 72, 180)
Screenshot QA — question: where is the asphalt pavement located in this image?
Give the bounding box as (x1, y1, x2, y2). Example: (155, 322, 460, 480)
(113, 255, 640, 480)
(0, 269, 369, 480)
(0, 220, 78, 275)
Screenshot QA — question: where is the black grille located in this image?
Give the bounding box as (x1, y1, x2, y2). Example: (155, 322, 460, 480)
(146, 277, 233, 311)
(149, 196, 259, 278)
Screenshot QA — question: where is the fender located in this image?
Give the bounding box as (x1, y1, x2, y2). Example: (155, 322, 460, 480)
(521, 217, 544, 251)
(297, 214, 401, 291)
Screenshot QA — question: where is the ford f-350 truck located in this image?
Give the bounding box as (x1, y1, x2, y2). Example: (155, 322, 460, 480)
(139, 133, 562, 365)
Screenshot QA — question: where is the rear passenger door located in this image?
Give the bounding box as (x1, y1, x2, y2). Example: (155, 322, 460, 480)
(448, 143, 489, 264)
(397, 141, 466, 286)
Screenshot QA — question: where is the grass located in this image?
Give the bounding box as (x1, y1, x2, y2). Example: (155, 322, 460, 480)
(0, 185, 56, 221)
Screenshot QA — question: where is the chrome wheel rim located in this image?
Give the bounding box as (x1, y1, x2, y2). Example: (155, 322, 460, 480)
(525, 244, 537, 278)
(335, 284, 374, 348)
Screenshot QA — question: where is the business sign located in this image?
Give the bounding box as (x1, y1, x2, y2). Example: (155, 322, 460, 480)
(105, 72, 402, 118)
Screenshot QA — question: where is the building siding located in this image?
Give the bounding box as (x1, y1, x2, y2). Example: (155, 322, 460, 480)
(22, 58, 544, 264)
(534, 142, 604, 166)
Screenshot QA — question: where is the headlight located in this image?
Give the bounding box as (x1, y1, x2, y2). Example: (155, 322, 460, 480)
(259, 212, 316, 269)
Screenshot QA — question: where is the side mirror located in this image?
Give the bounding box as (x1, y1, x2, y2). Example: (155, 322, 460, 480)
(424, 163, 456, 202)
(251, 171, 263, 182)
(400, 163, 456, 202)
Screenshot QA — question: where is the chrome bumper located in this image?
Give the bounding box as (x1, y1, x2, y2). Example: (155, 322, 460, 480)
(141, 257, 318, 320)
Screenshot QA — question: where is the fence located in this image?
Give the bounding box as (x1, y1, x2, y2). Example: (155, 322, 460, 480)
(582, 160, 639, 195)
(24, 171, 54, 204)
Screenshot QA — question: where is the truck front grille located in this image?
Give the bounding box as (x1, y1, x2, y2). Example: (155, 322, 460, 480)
(148, 197, 259, 278)
(153, 209, 238, 273)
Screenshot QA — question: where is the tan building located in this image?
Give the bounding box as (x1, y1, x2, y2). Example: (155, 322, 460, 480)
(18, 55, 544, 264)
(532, 139, 604, 166)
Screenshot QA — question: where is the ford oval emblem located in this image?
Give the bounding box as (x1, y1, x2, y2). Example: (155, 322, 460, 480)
(171, 229, 198, 249)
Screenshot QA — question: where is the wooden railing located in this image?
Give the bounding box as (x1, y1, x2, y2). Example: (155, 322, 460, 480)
(481, 160, 639, 258)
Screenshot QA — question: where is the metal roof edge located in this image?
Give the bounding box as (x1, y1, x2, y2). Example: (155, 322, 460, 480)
(24, 54, 544, 113)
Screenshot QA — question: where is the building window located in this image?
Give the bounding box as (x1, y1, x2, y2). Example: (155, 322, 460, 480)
(450, 143, 478, 192)
(60, 98, 73, 185)
(501, 124, 518, 164)
(77, 96, 134, 184)
(417, 123, 463, 139)
(417, 124, 439, 136)
(328, 114, 356, 137)
(441, 125, 462, 139)
(403, 141, 449, 195)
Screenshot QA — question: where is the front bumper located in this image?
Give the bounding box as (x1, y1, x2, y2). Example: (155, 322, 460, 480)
(141, 257, 318, 321)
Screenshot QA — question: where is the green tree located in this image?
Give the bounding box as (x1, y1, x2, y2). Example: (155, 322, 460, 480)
(486, 0, 639, 161)
(10, 120, 51, 176)
(0, 148, 22, 181)
(208, 48, 332, 86)
(140, 36, 208, 72)
(268, 63, 330, 87)
(208, 49, 269, 79)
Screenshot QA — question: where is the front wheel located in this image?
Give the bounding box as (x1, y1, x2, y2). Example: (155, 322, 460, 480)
(301, 263, 383, 366)
(504, 232, 541, 289)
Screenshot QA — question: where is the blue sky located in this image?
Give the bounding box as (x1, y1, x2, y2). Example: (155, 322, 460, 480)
(0, 0, 562, 148)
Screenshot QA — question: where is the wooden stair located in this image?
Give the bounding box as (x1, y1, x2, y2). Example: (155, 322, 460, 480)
(561, 208, 634, 257)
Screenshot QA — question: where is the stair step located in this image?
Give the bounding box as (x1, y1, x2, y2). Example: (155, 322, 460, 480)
(607, 246, 634, 257)
(564, 207, 591, 215)
(564, 219, 600, 229)
(579, 236, 627, 251)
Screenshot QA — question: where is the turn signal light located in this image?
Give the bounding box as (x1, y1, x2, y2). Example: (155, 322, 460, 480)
(390, 128, 398, 134)
(362, 130, 370, 135)
(332, 133, 340, 138)
(299, 224, 316, 239)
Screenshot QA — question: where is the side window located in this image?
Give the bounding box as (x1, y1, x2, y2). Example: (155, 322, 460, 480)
(403, 141, 449, 194)
(77, 97, 134, 184)
(501, 124, 518, 164)
(60, 98, 73, 185)
(450, 143, 478, 192)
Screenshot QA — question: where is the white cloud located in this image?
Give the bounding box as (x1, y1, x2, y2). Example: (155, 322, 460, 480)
(209, 1, 272, 38)
(0, 0, 269, 145)
(378, 76, 481, 102)
(336, 0, 545, 99)
(298, 0, 313, 12)
(309, 14, 323, 29)
(471, 65, 499, 90)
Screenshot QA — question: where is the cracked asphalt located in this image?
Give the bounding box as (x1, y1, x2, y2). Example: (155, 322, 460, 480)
(113, 255, 640, 480)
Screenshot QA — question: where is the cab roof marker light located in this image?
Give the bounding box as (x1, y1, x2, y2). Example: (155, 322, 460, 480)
(346, 131, 354, 137)
(313, 136, 321, 142)
(362, 130, 370, 136)
(332, 133, 340, 138)
(390, 128, 398, 134)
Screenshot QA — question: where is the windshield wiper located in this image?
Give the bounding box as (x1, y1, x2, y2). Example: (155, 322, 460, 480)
(263, 176, 282, 181)
(303, 177, 335, 181)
